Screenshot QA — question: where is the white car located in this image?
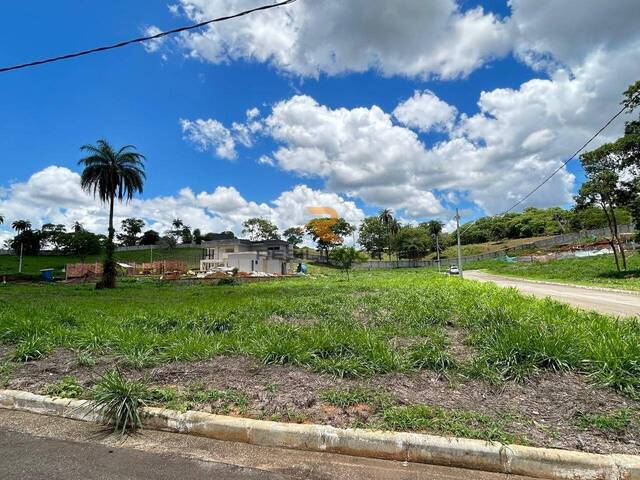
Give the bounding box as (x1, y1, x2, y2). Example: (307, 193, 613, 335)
(448, 265, 460, 275)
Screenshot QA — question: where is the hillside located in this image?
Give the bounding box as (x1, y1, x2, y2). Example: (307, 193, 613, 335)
(438, 235, 553, 259)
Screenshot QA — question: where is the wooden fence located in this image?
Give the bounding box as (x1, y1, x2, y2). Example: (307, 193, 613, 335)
(66, 260, 188, 279)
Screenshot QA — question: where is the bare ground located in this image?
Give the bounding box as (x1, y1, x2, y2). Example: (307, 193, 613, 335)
(2, 348, 638, 455)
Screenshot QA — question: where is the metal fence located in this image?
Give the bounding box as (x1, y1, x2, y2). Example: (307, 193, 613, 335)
(354, 223, 635, 270)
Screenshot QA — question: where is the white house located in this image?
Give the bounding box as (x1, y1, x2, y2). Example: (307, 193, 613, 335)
(200, 238, 294, 274)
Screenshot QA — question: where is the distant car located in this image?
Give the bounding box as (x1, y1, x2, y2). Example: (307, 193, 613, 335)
(448, 265, 460, 275)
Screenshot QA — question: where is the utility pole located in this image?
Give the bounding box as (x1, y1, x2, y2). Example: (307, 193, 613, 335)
(150, 245, 153, 263)
(455, 209, 463, 279)
(18, 242, 23, 274)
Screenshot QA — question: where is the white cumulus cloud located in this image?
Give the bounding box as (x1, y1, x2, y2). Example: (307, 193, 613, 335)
(393, 90, 458, 132)
(149, 0, 510, 79)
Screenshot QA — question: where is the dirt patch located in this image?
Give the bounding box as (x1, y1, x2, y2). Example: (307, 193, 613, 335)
(444, 327, 477, 363)
(4, 349, 116, 393)
(4, 349, 639, 455)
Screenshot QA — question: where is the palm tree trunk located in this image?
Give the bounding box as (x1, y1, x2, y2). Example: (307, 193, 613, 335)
(102, 194, 117, 288)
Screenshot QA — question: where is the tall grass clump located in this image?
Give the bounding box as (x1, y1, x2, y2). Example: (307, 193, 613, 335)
(91, 370, 151, 434)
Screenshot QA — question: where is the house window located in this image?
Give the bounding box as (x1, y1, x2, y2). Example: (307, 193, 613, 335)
(225, 248, 235, 253)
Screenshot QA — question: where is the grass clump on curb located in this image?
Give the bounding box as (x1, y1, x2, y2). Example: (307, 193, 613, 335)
(91, 370, 151, 434)
(381, 404, 516, 444)
(573, 409, 636, 434)
(45, 376, 85, 398)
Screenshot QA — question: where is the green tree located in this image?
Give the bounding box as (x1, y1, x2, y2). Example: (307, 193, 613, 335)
(283, 226, 305, 247)
(242, 218, 280, 241)
(78, 139, 146, 288)
(192, 228, 203, 245)
(9, 229, 43, 256)
(377, 209, 395, 260)
(167, 218, 192, 244)
(305, 217, 354, 259)
(394, 225, 432, 260)
(116, 218, 145, 246)
(139, 229, 161, 245)
(41, 223, 67, 251)
(575, 172, 628, 271)
(11, 219, 31, 233)
(358, 217, 387, 259)
(329, 246, 366, 280)
(60, 230, 103, 263)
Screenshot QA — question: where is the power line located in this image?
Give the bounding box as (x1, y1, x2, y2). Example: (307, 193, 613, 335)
(458, 93, 640, 236)
(0, 0, 298, 74)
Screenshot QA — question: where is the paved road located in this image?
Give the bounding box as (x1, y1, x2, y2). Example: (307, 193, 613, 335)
(0, 410, 537, 480)
(0, 430, 291, 480)
(465, 271, 640, 317)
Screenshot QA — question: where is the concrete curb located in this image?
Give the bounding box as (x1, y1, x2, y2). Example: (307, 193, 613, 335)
(1, 389, 638, 480)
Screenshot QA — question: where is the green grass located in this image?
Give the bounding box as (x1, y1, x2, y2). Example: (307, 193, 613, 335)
(0, 269, 638, 398)
(45, 375, 86, 398)
(573, 409, 637, 434)
(467, 253, 640, 291)
(148, 383, 250, 414)
(380, 404, 517, 443)
(0, 247, 203, 277)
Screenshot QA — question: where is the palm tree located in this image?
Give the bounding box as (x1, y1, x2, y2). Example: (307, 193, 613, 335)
(378, 209, 395, 261)
(0, 214, 4, 225)
(78, 139, 146, 288)
(425, 220, 444, 271)
(11, 219, 32, 232)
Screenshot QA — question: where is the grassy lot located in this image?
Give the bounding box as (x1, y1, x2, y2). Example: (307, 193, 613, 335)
(0, 248, 203, 277)
(0, 269, 638, 451)
(467, 253, 640, 291)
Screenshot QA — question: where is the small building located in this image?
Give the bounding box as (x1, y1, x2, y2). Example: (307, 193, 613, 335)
(200, 238, 294, 274)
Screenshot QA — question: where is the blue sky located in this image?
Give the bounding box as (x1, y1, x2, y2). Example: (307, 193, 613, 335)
(0, 0, 637, 239)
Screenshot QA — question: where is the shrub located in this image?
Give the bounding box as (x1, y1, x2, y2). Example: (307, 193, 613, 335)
(91, 371, 151, 434)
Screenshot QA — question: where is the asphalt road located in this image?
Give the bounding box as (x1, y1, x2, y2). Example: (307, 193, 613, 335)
(0, 410, 538, 480)
(465, 270, 640, 317)
(0, 429, 292, 480)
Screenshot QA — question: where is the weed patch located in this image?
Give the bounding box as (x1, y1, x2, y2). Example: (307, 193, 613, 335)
(574, 409, 636, 434)
(45, 376, 85, 398)
(381, 404, 516, 443)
